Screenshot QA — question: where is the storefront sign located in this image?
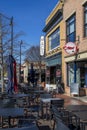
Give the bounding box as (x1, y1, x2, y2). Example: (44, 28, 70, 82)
(46, 70, 50, 77)
(56, 69, 61, 77)
(40, 36, 44, 56)
(63, 42, 78, 54)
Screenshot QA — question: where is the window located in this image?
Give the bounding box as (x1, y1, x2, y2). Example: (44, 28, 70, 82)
(48, 28, 60, 51)
(66, 14, 76, 42)
(67, 63, 74, 86)
(84, 3, 87, 37)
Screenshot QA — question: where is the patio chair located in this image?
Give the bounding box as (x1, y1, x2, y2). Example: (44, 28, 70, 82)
(54, 117, 70, 130)
(50, 99, 64, 109)
(18, 103, 40, 128)
(51, 105, 80, 130)
(40, 93, 53, 119)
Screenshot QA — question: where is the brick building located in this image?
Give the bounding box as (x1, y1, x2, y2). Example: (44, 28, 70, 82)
(43, 0, 87, 95)
(63, 0, 87, 96)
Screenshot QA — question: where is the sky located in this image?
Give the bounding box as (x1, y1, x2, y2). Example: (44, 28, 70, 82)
(0, 0, 58, 47)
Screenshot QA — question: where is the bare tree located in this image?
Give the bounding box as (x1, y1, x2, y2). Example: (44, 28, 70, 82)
(0, 13, 26, 91)
(25, 45, 41, 62)
(24, 45, 45, 83)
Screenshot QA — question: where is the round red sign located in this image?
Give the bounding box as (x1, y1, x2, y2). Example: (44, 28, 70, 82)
(63, 42, 78, 54)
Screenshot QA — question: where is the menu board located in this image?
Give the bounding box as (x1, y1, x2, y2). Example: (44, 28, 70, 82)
(70, 83, 79, 95)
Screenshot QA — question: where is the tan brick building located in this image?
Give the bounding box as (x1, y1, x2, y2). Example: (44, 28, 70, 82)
(43, 0, 87, 95)
(43, 1, 65, 91)
(63, 0, 87, 96)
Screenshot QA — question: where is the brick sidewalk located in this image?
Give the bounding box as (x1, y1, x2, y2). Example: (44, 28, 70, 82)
(38, 94, 87, 130)
(55, 94, 87, 107)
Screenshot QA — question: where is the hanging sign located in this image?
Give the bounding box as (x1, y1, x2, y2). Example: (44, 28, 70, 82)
(63, 42, 78, 54)
(40, 36, 44, 56)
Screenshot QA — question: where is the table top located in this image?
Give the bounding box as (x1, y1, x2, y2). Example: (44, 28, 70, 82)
(0, 99, 16, 108)
(73, 111, 87, 121)
(0, 125, 39, 130)
(8, 93, 31, 98)
(40, 98, 62, 103)
(34, 90, 45, 93)
(0, 108, 24, 117)
(66, 105, 87, 112)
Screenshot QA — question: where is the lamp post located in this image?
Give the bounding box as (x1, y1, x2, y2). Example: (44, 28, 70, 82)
(10, 16, 13, 55)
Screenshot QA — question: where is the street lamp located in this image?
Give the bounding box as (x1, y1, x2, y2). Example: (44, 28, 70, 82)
(10, 16, 13, 55)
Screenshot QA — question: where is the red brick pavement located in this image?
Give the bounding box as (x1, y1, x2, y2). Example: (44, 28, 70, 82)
(55, 94, 87, 107)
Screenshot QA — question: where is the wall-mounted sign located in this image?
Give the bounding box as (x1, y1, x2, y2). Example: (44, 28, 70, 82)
(46, 70, 50, 77)
(40, 36, 44, 56)
(63, 42, 78, 54)
(56, 69, 61, 77)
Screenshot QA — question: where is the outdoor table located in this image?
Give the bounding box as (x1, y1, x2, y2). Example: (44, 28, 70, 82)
(0, 108, 24, 127)
(34, 90, 45, 93)
(8, 93, 31, 98)
(72, 111, 87, 130)
(40, 97, 62, 103)
(66, 105, 87, 112)
(66, 105, 87, 130)
(40, 98, 62, 119)
(0, 125, 39, 130)
(0, 98, 16, 108)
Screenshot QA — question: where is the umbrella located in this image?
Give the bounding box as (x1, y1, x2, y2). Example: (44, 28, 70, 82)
(6, 55, 15, 94)
(13, 60, 18, 93)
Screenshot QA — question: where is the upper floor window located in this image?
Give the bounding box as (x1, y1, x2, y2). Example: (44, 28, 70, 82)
(84, 3, 87, 37)
(48, 27, 60, 51)
(66, 14, 76, 42)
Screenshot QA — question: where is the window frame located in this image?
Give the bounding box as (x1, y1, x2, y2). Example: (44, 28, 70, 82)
(48, 27, 60, 51)
(66, 14, 76, 43)
(83, 2, 87, 37)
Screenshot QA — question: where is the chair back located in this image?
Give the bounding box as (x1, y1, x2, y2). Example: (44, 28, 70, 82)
(51, 99, 64, 108)
(40, 93, 52, 98)
(55, 118, 70, 130)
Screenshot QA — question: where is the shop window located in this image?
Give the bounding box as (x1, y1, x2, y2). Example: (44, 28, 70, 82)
(84, 2, 87, 37)
(67, 61, 87, 88)
(48, 27, 60, 51)
(67, 63, 74, 87)
(66, 14, 76, 42)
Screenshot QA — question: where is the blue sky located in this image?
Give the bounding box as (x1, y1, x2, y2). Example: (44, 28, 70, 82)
(0, 0, 58, 46)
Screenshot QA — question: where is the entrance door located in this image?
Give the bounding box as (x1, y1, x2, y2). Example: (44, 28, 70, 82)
(50, 66, 56, 84)
(80, 67, 85, 87)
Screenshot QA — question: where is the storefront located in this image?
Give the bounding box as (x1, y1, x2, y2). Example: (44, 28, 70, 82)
(45, 53, 62, 91)
(67, 60, 87, 88)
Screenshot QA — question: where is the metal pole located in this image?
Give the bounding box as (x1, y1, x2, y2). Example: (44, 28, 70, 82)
(0, 15, 4, 92)
(10, 16, 13, 55)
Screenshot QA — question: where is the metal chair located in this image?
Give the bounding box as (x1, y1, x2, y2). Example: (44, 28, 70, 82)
(54, 117, 70, 130)
(51, 105, 80, 130)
